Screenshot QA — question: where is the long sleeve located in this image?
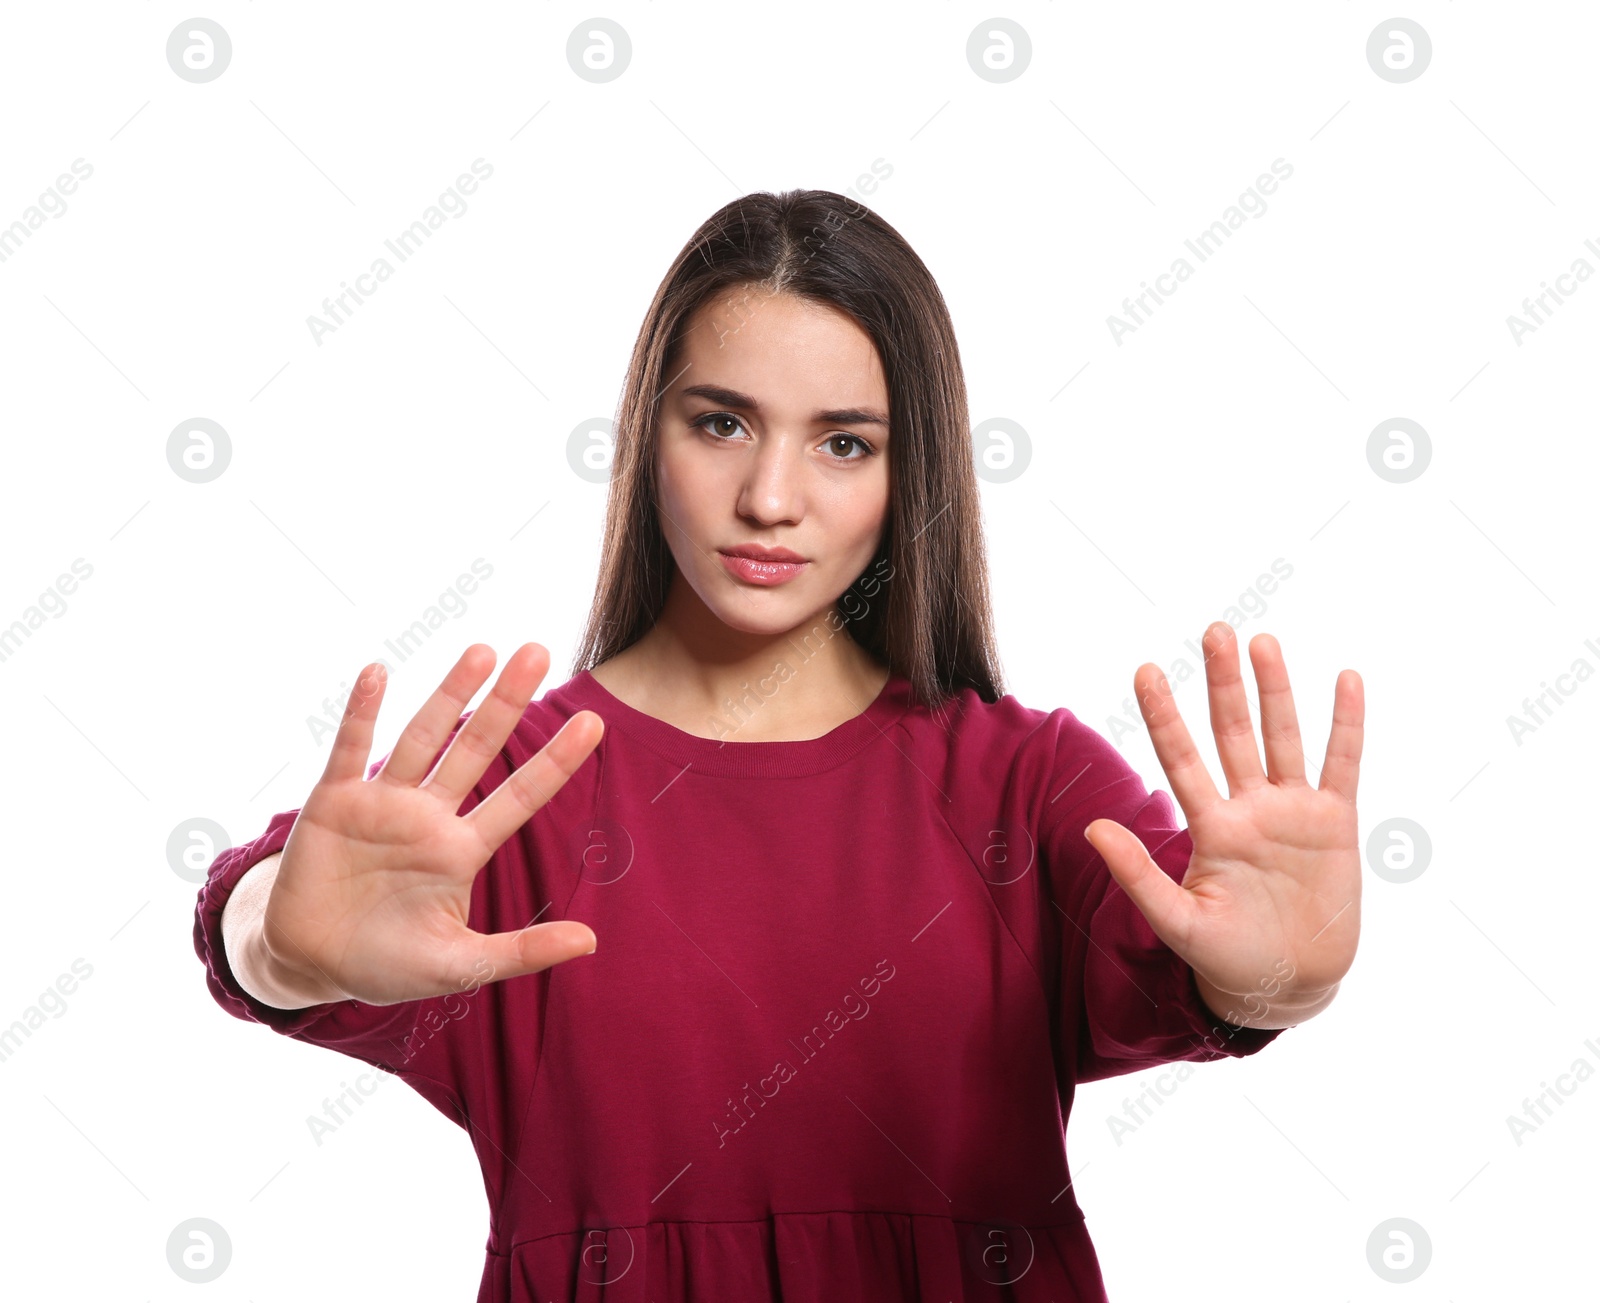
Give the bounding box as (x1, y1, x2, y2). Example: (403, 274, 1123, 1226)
(1039, 710, 1285, 1083)
(191, 727, 474, 1124)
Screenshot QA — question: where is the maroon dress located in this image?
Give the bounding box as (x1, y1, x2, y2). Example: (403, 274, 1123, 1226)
(194, 668, 1283, 1300)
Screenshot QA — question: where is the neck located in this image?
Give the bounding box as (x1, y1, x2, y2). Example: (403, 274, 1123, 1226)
(591, 578, 888, 742)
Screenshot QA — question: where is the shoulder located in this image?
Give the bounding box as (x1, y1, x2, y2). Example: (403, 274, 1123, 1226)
(511, 670, 591, 749)
(900, 681, 1120, 778)
(896, 685, 1158, 838)
(894, 682, 1137, 823)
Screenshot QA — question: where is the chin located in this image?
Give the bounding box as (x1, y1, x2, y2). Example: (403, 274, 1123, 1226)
(706, 596, 811, 637)
(695, 571, 838, 637)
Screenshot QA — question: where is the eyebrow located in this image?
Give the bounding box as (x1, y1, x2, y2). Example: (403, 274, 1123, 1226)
(676, 383, 890, 430)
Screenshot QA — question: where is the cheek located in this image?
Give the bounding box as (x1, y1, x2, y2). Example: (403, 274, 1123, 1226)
(654, 443, 692, 521)
(836, 473, 889, 549)
(655, 440, 722, 545)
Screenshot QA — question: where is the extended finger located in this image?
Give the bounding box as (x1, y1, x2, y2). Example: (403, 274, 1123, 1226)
(1084, 818, 1200, 959)
(424, 644, 554, 806)
(1319, 670, 1364, 804)
(440, 918, 598, 994)
(1249, 634, 1307, 786)
(464, 710, 605, 855)
(1202, 622, 1268, 796)
(322, 661, 387, 784)
(1134, 663, 1221, 818)
(376, 644, 503, 787)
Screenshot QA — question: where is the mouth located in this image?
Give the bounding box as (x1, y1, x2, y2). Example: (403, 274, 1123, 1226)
(717, 549, 809, 587)
(721, 544, 806, 563)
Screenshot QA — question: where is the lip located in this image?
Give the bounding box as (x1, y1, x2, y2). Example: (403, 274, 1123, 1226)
(717, 548, 809, 587)
(721, 545, 806, 563)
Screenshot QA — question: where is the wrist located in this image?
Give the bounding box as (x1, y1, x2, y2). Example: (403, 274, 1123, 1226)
(247, 917, 345, 1009)
(1193, 967, 1339, 1030)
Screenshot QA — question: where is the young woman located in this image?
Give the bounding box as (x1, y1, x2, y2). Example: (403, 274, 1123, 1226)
(196, 189, 1363, 1302)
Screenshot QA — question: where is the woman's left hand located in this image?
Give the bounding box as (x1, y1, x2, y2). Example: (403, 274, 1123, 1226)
(1084, 622, 1364, 1028)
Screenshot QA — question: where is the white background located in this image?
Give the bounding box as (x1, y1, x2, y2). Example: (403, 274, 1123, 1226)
(0, 2, 1593, 1298)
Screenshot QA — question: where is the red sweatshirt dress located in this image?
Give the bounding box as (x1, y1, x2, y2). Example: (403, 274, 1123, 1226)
(194, 667, 1284, 1301)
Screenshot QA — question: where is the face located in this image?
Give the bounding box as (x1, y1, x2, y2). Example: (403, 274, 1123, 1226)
(653, 286, 891, 638)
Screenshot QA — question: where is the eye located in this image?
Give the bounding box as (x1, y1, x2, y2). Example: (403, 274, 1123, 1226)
(821, 433, 874, 462)
(690, 412, 747, 440)
(690, 413, 876, 463)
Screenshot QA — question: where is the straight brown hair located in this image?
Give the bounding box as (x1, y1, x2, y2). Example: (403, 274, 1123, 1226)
(572, 188, 1004, 711)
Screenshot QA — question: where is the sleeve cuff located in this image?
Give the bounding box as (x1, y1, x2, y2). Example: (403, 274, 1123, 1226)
(191, 808, 350, 1038)
(1084, 869, 1286, 1069)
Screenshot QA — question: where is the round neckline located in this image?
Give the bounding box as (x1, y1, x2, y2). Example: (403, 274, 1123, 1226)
(553, 666, 915, 778)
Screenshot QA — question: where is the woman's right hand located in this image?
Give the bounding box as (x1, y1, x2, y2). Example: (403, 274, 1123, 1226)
(260, 642, 603, 1007)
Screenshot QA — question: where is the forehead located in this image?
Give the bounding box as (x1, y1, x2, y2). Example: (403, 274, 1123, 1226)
(674, 288, 888, 401)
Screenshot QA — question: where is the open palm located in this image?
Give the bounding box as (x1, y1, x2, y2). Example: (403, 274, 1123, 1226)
(262, 643, 604, 1007)
(1084, 623, 1364, 1022)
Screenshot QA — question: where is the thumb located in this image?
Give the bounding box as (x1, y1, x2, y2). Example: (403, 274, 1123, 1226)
(1083, 818, 1196, 958)
(465, 921, 598, 988)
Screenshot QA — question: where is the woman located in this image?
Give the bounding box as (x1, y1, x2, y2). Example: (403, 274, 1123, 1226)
(195, 189, 1364, 1301)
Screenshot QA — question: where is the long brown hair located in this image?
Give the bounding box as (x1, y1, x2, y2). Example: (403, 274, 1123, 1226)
(571, 189, 1004, 710)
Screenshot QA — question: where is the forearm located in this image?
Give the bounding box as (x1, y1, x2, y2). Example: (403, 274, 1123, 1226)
(1193, 967, 1339, 1031)
(221, 852, 344, 1010)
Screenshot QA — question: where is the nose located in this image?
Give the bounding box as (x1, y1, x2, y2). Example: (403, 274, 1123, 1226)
(734, 429, 804, 527)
